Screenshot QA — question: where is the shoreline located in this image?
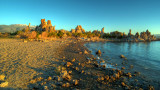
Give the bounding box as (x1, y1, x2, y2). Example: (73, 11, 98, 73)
(59, 38, 160, 89)
(0, 38, 159, 89)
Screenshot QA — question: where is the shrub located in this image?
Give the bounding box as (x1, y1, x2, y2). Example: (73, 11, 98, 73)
(102, 33, 110, 38)
(48, 32, 57, 37)
(66, 32, 72, 36)
(57, 31, 64, 38)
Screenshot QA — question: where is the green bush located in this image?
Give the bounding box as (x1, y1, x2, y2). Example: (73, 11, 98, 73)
(66, 32, 72, 36)
(57, 31, 64, 38)
(48, 32, 57, 37)
(102, 33, 110, 38)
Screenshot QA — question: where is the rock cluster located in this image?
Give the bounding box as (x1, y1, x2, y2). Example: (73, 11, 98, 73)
(75, 25, 85, 33)
(126, 29, 156, 41)
(101, 27, 104, 34)
(139, 30, 156, 41)
(38, 19, 56, 32)
(71, 29, 76, 33)
(128, 29, 133, 37)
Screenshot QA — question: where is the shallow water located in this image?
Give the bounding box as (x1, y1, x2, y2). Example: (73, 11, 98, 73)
(85, 41, 160, 82)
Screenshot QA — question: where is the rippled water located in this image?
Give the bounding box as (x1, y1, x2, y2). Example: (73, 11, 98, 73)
(85, 41, 160, 81)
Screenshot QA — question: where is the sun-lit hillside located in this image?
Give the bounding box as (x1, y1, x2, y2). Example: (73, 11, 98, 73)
(0, 24, 36, 33)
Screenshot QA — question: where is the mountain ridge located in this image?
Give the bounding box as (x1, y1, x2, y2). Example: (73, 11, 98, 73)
(0, 24, 36, 33)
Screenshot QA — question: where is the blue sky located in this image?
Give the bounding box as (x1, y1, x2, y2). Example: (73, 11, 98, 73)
(0, 0, 160, 34)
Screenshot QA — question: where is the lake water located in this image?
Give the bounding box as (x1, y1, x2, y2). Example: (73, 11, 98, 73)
(85, 41, 160, 82)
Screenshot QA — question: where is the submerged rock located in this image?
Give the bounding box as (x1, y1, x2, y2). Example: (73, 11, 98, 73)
(121, 67, 125, 70)
(96, 50, 102, 55)
(120, 55, 125, 58)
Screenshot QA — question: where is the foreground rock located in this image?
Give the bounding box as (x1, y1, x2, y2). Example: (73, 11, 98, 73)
(0, 81, 8, 87)
(96, 50, 102, 55)
(0, 75, 8, 87)
(0, 75, 5, 80)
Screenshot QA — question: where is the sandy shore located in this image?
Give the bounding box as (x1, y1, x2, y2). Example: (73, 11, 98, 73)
(0, 38, 159, 89)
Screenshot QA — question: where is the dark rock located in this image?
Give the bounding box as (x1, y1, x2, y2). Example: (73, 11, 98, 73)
(96, 50, 101, 55)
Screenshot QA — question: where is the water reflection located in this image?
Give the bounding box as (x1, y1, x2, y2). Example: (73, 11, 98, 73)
(85, 41, 160, 81)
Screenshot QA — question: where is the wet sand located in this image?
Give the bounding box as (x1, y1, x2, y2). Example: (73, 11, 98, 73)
(0, 38, 159, 89)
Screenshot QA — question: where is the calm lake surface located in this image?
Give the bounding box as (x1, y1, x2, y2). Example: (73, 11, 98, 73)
(85, 41, 160, 82)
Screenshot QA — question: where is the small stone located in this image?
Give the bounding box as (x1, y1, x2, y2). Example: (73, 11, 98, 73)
(120, 55, 125, 58)
(148, 85, 154, 90)
(65, 75, 72, 81)
(78, 63, 81, 65)
(0, 75, 5, 80)
(72, 58, 75, 62)
(113, 73, 120, 79)
(24, 40, 27, 43)
(135, 71, 140, 75)
(72, 80, 78, 85)
(79, 52, 82, 54)
(129, 75, 132, 78)
(47, 76, 52, 81)
(102, 65, 106, 68)
(130, 65, 134, 69)
(88, 60, 91, 64)
(66, 62, 72, 67)
(139, 88, 143, 90)
(36, 77, 43, 81)
(97, 76, 104, 81)
(75, 67, 79, 71)
(135, 79, 138, 82)
(51, 84, 57, 88)
(30, 79, 36, 83)
(121, 82, 125, 86)
(105, 75, 109, 80)
(68, 71, 72, 74)
(81, 70, 84, 73)
(84, 50, 88, 54)
(44, 86, 48, 90)
(55, 76, 63, 82)
(96, 50, 101, 55)
(62, 83, 70, 87)
(60, 71, 68, 78)
(121, 67, 125, 70)
(0, 81, 8, 87)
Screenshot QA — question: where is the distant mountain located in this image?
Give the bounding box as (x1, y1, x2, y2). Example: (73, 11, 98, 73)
(0, 24, 36, 33)
(154, 34, 160, 39)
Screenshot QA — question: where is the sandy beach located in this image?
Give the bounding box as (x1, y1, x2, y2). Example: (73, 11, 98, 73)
(0, 38, 159, 90)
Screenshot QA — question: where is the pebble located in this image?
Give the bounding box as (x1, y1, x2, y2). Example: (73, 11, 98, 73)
(0, 75, 5, 80)
(120, 55, 125, 58)
(121, 67, 125, 70)
(96, 50, 101, 55)
(47, 76, 52, 81)
(121, 82, 125, 86)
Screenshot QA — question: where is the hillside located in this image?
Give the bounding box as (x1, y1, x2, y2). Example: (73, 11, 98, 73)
(0, 24, 36, 33)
